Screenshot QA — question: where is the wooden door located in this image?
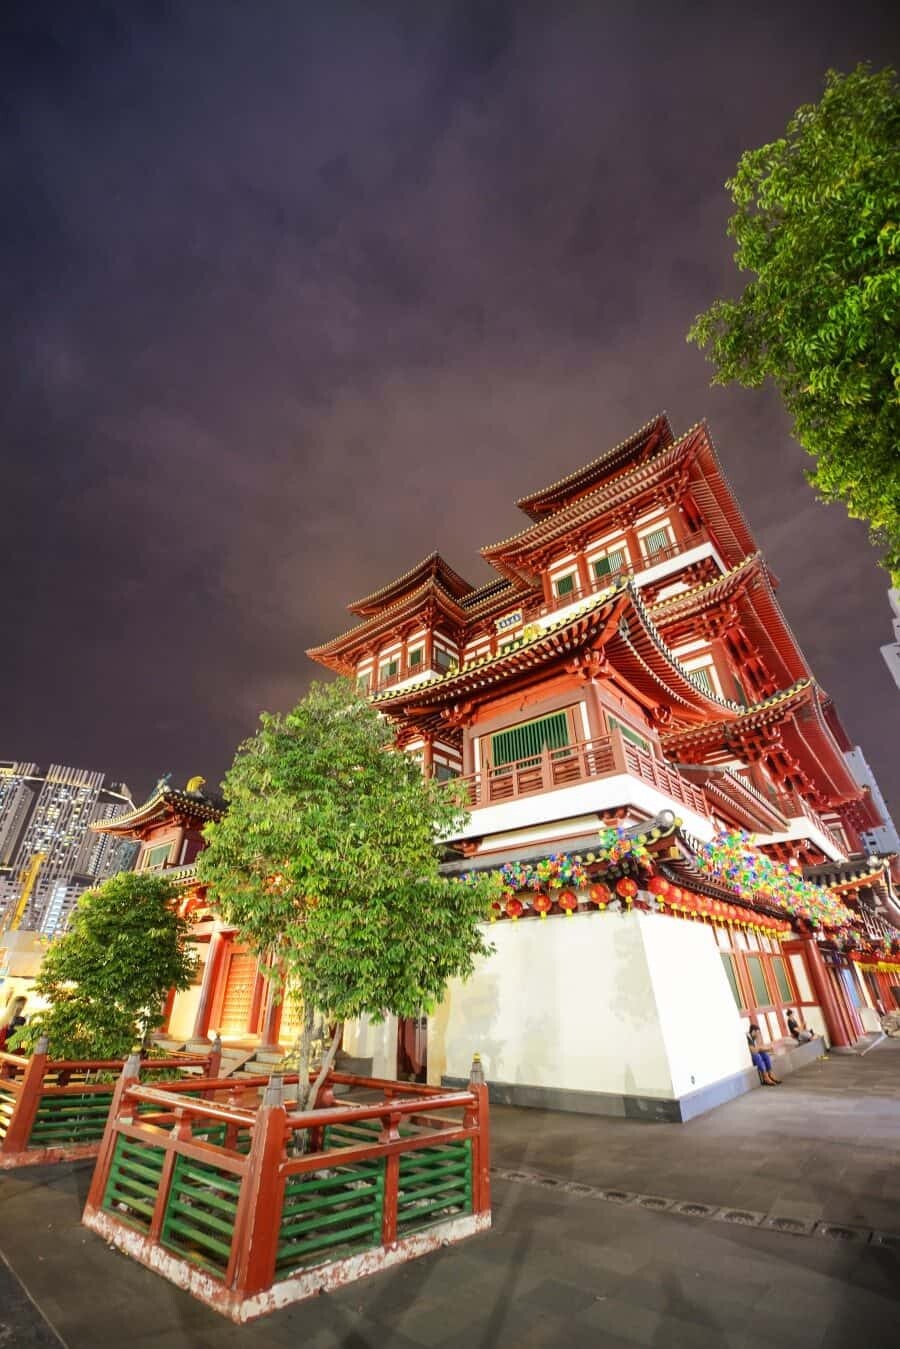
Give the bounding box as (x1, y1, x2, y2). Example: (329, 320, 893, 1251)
(218, 951, 257, 1037)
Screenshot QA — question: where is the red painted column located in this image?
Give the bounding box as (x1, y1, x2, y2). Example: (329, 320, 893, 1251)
(799, 936, 852, 1048)
(192, 930, 228, 1040)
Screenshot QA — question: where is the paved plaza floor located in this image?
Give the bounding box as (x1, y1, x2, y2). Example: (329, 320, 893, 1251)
(1, 1042, 898, 1347)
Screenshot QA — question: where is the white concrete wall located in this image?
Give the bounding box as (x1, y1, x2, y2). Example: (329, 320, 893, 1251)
(342, 1013, 398, 1078)
(429, 909, 747, 1102)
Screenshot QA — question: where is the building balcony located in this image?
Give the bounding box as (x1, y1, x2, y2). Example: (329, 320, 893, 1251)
(524, 528, 727, 624)
(756, 791, 847, 862)
(446, 730, 712, 843)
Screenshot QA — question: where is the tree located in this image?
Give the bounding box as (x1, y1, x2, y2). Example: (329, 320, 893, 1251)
(197, 679, 499, 1112)
(13, 872, 196, 1059)
(688, 65, 900, 581)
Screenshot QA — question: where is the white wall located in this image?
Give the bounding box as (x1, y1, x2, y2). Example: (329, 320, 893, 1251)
(342, 1013, 398, 1078)
(429, 909, 748, 1102)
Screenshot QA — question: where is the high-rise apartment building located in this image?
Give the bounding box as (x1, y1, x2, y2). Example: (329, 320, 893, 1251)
(0, 762, 138, 936)
(881, 588, 900, 691)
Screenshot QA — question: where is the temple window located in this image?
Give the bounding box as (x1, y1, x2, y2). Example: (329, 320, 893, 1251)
(554, 572, 576, 598)
(606, 713, 651, 754)
(434, 763, 459, 782)
(379, 657, 399, 683)
(639, 524, 675, 559)
(434, 644, 457, 672)
(408, 646, 423, 667)
(489, 709, 573, 769)
(592, 546, 628, 580)
(142, 842, 171, 871)
(356, 671, 371, 693)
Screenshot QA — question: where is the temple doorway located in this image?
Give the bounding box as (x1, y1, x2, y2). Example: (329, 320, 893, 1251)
(397, 1015, 428, 1082)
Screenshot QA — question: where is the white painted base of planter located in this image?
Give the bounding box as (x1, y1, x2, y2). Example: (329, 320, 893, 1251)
(82, 1205, 491, 1322)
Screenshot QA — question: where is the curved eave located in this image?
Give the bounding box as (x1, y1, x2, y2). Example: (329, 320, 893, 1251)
(348, 552, 474, 617)
(91, 789, 225, 836)
(780, 689, 870, 808)
(372, 578, 750, 729)
(660, 681, 814, 754)
(307, 578, 471, 669)
(515, 413, 673, 521)
(373, 587, 631, 710)
(481, 425, 708, 564)
(650, 552, 765, 624)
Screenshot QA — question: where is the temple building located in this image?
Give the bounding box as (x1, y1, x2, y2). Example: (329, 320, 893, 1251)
(92, 414, 900, 1120)
(308, 413, 900, 1119)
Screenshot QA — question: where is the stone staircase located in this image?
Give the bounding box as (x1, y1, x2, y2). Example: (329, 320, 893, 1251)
(153, 1037, 373, 1084)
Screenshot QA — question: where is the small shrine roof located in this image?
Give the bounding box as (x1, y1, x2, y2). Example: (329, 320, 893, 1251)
(515, 413, 674, 522)
(307, 577, 473, 670)
(92, 780, 225, 837)
(803, 858, 891, 890)
(674, 762, 788, 833)
(347, 552, 474, 617)
(660, 681, 814, 754)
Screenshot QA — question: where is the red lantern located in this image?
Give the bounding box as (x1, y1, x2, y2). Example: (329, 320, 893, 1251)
(616, 877, 638, 901)
(505, 897, 524, 921)
(589, 883, 611, 908)
(669, 885, 683, 906)
(648, 875, 670, 898)
(558, 889, 578, 916)
(532, 892, 552, 919)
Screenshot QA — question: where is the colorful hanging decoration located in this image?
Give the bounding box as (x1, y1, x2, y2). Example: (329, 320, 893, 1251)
(532, 892, 552, 919)
(558, 889, 578, 916)
(694, 831, 853, 929)
(589, 882, 612, 908)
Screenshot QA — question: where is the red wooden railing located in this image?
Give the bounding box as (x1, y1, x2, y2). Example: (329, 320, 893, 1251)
(451, 730, 708, 817)
(0, 1038, 221, 1168)
(82, 1059, 490, 1320)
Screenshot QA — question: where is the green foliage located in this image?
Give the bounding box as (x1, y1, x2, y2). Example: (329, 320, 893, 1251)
(198, 680, 499, 1031)
(688, 65, 900, 581)
(13, 872, 196, 1060)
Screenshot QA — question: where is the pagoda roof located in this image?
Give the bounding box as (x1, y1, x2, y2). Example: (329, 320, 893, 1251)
(661, 681, 868, 811)
(481, 422, 758, 582)
(371, 577, 750, 734)
(515, 413, 674, 522)
(307, 577, 473, 673)
(803, 857, 892, 890)
(92, 781, 225, 838)
(650, 553, 811, 685)
(347, 552, 474, 617)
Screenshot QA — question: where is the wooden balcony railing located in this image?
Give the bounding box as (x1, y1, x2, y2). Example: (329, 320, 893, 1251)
(776, 791, 846, 854)
(450, 730, 708, 817)
(523, 529, 717, 622)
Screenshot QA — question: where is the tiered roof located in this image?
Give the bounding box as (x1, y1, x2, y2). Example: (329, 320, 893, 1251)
(92, 779, 225, 839)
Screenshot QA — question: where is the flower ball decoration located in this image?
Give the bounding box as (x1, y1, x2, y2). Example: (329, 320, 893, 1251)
(695, 830, 853, 930)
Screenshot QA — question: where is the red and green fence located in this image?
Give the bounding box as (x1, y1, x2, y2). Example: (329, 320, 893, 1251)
(82, 1059, 491, 1321)
(0, 1037, 221, 1169)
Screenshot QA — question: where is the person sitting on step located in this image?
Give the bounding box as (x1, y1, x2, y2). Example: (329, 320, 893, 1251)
(747, 1023, 780, 1085)
(786, 1009, 814, 1044)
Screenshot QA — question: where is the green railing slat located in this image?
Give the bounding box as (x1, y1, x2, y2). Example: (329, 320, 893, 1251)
(279, 1198, 378, 1241)
(165, 1197, 237, 1239)
(277, 1217, 379, 1263)
(161, 1217, 233, 1261)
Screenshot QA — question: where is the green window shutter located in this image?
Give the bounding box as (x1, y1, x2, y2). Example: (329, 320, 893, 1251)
(607, 714, 649, 752)
(379, 659, 399, 682)
(492, 711, 570, 768)
(690, 666, 714, 694)
(746, 956, 771, 1007)
(771, 957, 793, 1004)
(593, 556, 612, 579)
(409, 648, 423, 667)
(554, 573, 575, 597)
(356, 673, 371, 693)
(642, 528, 671, 557)
(721, 954, 743, 1010)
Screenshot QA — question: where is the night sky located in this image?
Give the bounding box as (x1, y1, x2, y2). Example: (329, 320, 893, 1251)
(3, 2, 898, 814)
